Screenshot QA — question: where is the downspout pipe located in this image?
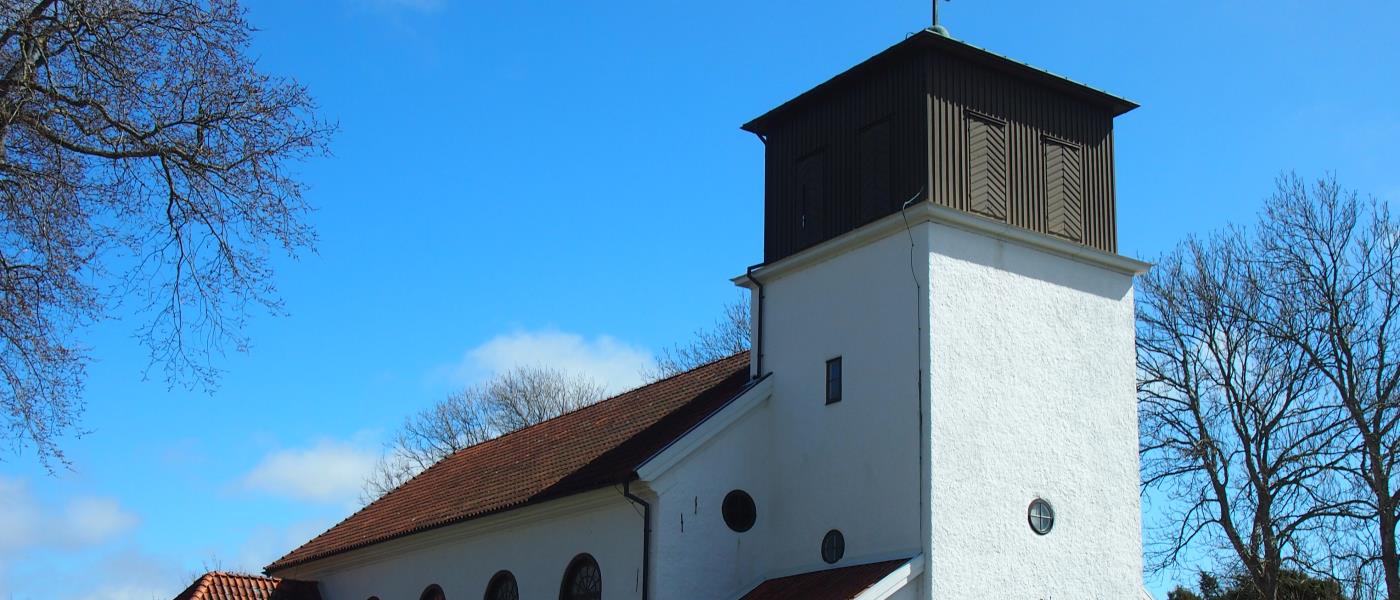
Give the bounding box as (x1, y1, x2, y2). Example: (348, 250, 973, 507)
(622, 478, 652, 600)
(745, 263, 766, 379)
(746, 131, 768, 380)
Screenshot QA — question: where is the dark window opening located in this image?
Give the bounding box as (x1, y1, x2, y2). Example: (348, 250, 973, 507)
(826, 357, 842, 404)
(722, 490, 757, 532)
(821, 529, 845, 564)
(559, 554, 601, 600)
(485, 571, 518, 600)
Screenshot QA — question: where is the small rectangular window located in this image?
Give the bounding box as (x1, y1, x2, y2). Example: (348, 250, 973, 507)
(825, 357, 842, 404)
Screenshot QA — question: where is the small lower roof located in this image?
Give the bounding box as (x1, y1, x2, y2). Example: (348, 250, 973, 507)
(739, 559, 911, 600)
(173, 572, 320, 600)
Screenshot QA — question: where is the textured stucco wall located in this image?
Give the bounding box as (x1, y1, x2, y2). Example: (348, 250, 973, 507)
(302, 490, 644, 600)
(755, 230, 926, 574)
(648, 402, 774, 600)
(925, 222, 1142, 598)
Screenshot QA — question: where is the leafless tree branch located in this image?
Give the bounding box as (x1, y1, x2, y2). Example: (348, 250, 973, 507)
(0, 0, 333, 469)
(645, 294, 749, 381)
(360, 366, 605, 504)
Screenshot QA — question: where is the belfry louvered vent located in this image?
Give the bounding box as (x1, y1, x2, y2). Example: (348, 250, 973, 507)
(797, 149, 825, 247)
(966, 113, 1008, 220)
(1043, 138, 1083, 241)
(859, 118, 892, 222)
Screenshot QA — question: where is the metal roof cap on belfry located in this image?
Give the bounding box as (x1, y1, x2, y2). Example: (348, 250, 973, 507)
(742, 28, 1139, 135)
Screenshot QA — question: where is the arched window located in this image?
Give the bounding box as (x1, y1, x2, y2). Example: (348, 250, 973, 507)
(558, 554, 601, 600)
(420, 584, 446, 600)
(484, 571, 518, 600)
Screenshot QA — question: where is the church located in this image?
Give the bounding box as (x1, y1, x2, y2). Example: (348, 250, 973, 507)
(174, 23, 1150, 600)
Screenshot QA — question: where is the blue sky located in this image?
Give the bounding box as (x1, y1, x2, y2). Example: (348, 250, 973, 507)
(2, 1, 1397, 598)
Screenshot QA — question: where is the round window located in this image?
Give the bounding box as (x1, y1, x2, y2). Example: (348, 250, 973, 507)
(1028, 498, 1054, 535)
(722, 490, 757, 532)
(820, 529, 845, 564)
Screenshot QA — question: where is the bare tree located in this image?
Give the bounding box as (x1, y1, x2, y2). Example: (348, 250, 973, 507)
(485, 365, 605, 433)
(1138, 229, 1350, 599)
(0, 0, 332, 467)
(362, 366, 605, 503)
(360, 388, 496, 501)
(1253, 174, 1400, 599)
(647, 295, 749, 380)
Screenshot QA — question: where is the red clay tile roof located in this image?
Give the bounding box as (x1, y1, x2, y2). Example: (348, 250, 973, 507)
(173, 572, 321, 600)
(738, 560, 909, 600)
(267, 352, 752, 572)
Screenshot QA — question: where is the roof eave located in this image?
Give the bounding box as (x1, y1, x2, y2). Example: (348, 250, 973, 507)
(635, 374, 772, 482)
(741, 33, 919, 135)
(264, 488, 600, 574)
(742, 29, 1138, 135)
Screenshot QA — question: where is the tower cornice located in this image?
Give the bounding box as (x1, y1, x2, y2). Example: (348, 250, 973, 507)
(734, 201, 1150, 289)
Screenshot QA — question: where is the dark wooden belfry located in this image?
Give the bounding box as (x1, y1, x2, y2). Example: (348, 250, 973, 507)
(742, 29, 1137, 263)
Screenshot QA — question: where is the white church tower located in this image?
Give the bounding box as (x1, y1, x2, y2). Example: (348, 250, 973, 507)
(729, 27, 1149, 599)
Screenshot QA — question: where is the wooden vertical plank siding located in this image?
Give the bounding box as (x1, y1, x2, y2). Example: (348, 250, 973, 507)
(744, 30, 1136, 263)
(757, 50, 927, 262)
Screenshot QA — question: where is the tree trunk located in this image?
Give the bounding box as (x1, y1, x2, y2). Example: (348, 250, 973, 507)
(1380, 506, 1400, 600)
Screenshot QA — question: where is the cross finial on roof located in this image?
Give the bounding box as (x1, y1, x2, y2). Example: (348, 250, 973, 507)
(931, 0, 951, 36)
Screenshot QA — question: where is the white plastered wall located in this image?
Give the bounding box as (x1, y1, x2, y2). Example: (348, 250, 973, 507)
(646, 398, 774, 600)
(273, 489, 644, 600)
(925, 222, 1143, 598)
(747, 229, 927, 575)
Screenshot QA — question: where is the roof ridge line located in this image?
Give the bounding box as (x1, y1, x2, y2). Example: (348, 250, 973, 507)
(189, 573, 215, 599)
(480, 349, 750, 442)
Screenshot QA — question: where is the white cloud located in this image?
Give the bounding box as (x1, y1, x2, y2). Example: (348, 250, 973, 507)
(455, 330, 656, 393)
(234, 518, 336, 574)
(61, 498, 142, 549)
(240, 439, 378, 505)
(64, 547, 188, 600)
(0, 477, 140, 556)
(0, 479, 146, 599)
(0, 478, 40, 554)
